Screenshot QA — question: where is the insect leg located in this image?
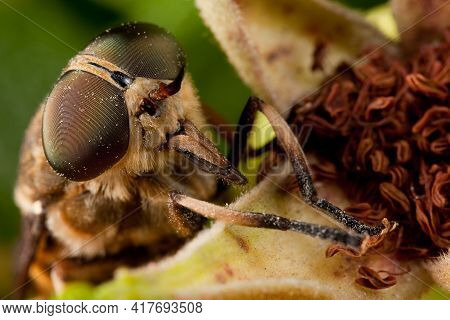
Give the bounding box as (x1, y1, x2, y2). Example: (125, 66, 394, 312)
(13, 212, 46, 299)
(167, 194, 208, 237)
(169, 192, 364, 248)
(233, 97, 386, 236)
(229, 95, 260, 167)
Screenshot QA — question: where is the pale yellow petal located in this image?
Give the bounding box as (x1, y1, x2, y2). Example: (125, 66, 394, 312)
(391, 0, 450, 50)
(425, 252, 450, 292)
(365, 4, 399, 39)
(196, 0, 397, 114)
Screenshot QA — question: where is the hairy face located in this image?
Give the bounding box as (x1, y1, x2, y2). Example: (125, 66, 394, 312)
(125, 77, 185, 151)
(42, 22, 245, 184)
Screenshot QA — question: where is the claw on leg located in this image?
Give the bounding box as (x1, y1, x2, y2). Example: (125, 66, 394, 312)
(235, 97, 393, 237)
(170, 97, 395, 253)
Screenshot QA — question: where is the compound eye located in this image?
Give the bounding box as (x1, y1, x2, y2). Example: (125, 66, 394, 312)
(83, 22, 185, 80)
(42, 71, 129, 181)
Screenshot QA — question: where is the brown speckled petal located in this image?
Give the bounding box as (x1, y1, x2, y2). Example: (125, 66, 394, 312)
(42, 70, 129, 181)
(82, 22, 185, 80)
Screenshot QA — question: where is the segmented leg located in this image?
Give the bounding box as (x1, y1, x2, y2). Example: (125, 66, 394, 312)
(232, 97, 386, 236)
(169, 192, 364, 248)
(170, 97, 391, 251)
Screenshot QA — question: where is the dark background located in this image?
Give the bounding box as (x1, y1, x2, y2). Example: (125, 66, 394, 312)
(0, 0, 386, 295)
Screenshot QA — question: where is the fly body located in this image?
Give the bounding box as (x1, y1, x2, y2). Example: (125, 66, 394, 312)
(14, 22, 391, 299)
(14, 23, 245, 298)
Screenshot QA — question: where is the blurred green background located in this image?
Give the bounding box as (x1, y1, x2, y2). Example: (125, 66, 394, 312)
(0, 0, 409, 297)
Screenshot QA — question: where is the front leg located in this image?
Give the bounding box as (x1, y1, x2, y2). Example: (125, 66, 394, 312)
(233, 97, 389, 236)
(169, 97, 395, 253)
(169, 192, 364, 249)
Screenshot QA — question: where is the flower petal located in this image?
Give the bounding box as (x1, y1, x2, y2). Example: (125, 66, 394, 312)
(196, 0, 397, 114)
(391, 0, 450, 50)
(425, 253, 450, 292)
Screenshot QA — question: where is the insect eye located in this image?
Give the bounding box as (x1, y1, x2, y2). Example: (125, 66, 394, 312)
(42, 70, 129, 181)
(140, 98, 161, 117)
(83, 23, 185, 80)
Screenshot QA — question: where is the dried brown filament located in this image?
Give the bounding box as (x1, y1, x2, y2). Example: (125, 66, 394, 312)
(405, 73, 447, 100)
(289, 32, 450, 257)
(355, 266, 398, 290)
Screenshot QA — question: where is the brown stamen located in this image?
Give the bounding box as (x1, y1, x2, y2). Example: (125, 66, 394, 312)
(288, 34, 449, 260)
